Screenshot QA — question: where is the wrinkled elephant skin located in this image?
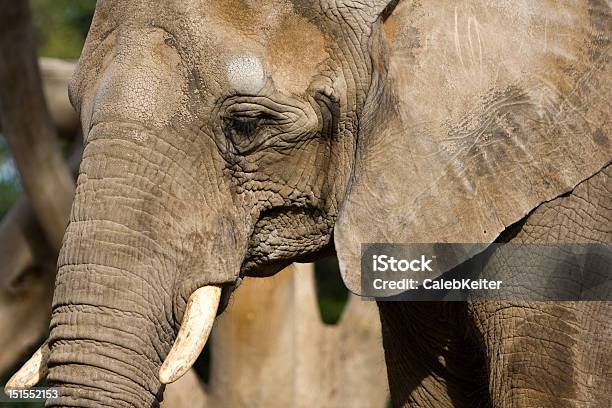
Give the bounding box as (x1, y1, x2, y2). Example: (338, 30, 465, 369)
(9, 1, 610, 407)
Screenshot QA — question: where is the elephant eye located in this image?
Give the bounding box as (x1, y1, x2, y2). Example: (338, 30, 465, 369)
(219, 100, 289, 154)
(223, 108, 279, 153)
(222, 112, 272, 154)
(229, 116, 261, 138)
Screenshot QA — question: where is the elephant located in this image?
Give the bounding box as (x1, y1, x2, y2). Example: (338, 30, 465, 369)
(7, 0, 611, 407)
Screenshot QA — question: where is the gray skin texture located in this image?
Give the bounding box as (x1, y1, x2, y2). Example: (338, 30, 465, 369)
(379, 166, 611, 407)
(47, 0, 610, 407)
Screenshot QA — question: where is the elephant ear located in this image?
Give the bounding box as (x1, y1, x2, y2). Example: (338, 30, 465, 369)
(335, 0, 612, 294)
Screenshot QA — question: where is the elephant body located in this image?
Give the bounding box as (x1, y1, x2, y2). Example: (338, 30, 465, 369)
(379, 165, 611, 407)
(5, 0, 610, 407)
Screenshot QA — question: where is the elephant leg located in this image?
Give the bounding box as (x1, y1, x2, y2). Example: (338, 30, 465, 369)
(377, 301, 491, 408)
(468, 166, 611, 407)
(468, 300, 610, 408)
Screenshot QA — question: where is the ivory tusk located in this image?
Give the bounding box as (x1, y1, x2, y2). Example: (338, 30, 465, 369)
(159, 285, 221, 384)
(5, 341, 50, 391)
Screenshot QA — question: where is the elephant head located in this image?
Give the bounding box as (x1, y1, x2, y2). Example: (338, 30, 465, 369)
(8, 0, 610, 407)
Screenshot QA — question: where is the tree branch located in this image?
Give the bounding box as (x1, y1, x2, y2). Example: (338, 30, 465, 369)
(0, 199, 55, 375)
(0, 198, 51, 289)
(0, 142, 80, 378)
(0, 0, 74, 251)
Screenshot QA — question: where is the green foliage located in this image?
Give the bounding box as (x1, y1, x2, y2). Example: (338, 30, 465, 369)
(0, 1, 96, 215)
(314, 257, 349, 324)
(30, 0, 96, 59)
(0, 180, 20, 217)
(0, 138, 21, 217)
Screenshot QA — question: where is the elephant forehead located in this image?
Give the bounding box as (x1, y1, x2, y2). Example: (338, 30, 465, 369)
(263, 15, 329, 95)
(206, 0, 329, 95)
(226, 56, 265, 94)
(90, 0, 330, 96)
(208, 0, 294, 29)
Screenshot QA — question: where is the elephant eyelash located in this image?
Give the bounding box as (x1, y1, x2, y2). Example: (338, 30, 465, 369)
(222, 115, 269, 154)
(229, 116, 261, 138)
(221, 107, 284, 154)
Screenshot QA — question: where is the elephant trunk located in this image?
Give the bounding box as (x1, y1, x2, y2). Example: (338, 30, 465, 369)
(46, 277, 168, 407)
(38, 125, 247, 407)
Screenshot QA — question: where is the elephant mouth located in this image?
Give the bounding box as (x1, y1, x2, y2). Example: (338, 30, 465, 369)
(241, 205, 336, 276)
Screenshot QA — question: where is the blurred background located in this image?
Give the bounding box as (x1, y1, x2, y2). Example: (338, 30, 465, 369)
(0, 2, 387, 406)
(0, 1, 95, 215)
